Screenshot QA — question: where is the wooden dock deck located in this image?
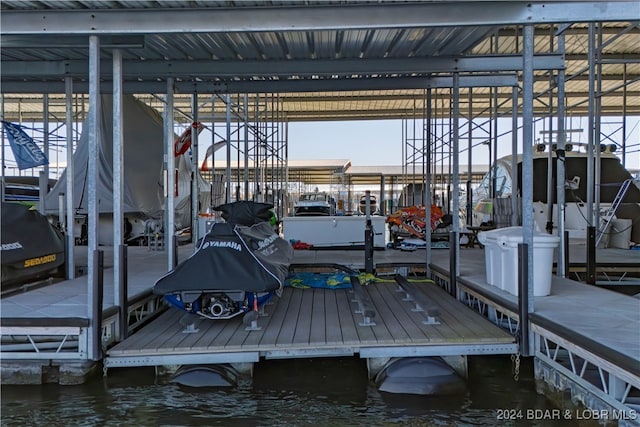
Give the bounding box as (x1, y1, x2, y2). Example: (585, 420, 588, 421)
(105, 279, 515, 368)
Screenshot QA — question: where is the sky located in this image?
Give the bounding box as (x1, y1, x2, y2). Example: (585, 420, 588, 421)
(286, 117, 640, 172)
(3, 116, 639, 178)
(287, 120, 404, 166)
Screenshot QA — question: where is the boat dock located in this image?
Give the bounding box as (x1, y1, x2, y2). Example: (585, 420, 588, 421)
(1, 244, 639, 421)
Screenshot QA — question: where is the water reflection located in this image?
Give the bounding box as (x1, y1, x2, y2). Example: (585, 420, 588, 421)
(1, 356, 577, 427)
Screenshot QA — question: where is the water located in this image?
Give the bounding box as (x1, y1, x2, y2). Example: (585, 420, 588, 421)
(1, 355, 577, 427)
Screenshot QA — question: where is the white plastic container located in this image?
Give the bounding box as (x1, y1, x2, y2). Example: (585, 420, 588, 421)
(477, 230, 499, 286)
(609, 218, 633, 249)
(478, 226, 560, 296)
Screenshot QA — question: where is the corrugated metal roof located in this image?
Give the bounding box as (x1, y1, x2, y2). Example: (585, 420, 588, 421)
(1, 1, 638, 122)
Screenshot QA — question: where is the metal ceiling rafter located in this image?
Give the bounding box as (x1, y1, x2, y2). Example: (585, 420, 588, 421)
(0, 35, 145, 48)
(0, 75, 519, 94)
(1, 2, 636, 35)
(0, 55, 564, 79)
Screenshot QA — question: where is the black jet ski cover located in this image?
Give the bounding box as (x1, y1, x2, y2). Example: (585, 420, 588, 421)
(215, 201, 274, 226)
(153, 220, 293, 295)
(1, 202, 65, 285)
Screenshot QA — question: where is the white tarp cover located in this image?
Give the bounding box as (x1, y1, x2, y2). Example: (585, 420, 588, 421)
(44, 95, 211, 229)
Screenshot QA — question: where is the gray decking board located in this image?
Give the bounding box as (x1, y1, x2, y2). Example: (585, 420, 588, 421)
(292, 288, 315, 346)
(324, 289, 344, 345)
(213, 321, 253, 351)
(275, 287, 305, 347)
(386, 282, 465, 343)
(256, 289, 294, 348)
(205, 314, 246, 349)
(139, 310, 201, 353)
(427, 279, 506, 342)
(309, 288, 327, 345)
(362, 284, 400, 343)
(335, 288, 366, 345)
(116, 308, 180, 353)
(374, 282, 435, 342)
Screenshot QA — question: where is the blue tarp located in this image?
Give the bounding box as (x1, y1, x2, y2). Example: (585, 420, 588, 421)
(286, 272, 353, 289)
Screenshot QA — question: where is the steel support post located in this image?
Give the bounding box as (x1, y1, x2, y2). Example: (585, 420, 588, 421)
(587, 23, 595, 227)
(113, 49, 124, 320)
(587, 226, 596, 285)
(91, 250, 104, 360)
(118, 244, 128, 341)
(556, 33, 567, 278)
(65, 77, 75, 279)
(166, 78, 176, 270)
(87, 35, 101, 361)
(522, 25, 535, 317)
(425, 89, 432, 277)
(518, 243, 530, 356)
(452, 73, 461, 277)
(191, 93, 199, 243)
(511, 88, 519, 227)
(225, 94, 232, 203)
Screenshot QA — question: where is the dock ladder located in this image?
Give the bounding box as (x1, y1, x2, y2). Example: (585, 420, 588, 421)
(596, 179, 632, 246)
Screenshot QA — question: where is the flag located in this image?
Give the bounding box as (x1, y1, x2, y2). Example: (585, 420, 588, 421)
(2, 121, 49, 170)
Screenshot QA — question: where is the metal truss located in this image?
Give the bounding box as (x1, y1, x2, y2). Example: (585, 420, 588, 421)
(533, 324, 640, 420)
(0, 326, 88, 360)
(0, 294, 165, 361)
(430, 269, 640, 422)
(102, 293, 165, 349)
(570, 269, 640, 286)
(430, 270, 521, 337)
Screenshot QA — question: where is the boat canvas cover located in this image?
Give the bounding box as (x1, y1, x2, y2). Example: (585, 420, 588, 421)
(1, 202, 64, 282)
(43, 95, 165, 217)
(42, 95, 212, 228)
(153, 221, 293, 294)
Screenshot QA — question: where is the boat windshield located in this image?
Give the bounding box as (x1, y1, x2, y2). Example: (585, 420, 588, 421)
(300, 193, 329, 202)
(473, 164, 512, 203)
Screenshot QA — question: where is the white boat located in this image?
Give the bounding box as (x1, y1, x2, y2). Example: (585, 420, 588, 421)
(293, 190, 336, 216)
(358, 194, 380, 215)
(466, 145, 640, 245)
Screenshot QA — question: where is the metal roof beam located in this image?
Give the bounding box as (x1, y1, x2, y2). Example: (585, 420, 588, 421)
(1, 75, 519, 94)
(498, 25, 640, 37)
(1, 105, 635, 123)
(1, 3, 636, 35)
(0, 55, 563, 79)
(0, 35, 145, 48)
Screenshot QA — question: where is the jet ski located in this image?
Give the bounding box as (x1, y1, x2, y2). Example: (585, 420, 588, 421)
(153, 201, 293, 323)
(1, 201, 65, 289)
